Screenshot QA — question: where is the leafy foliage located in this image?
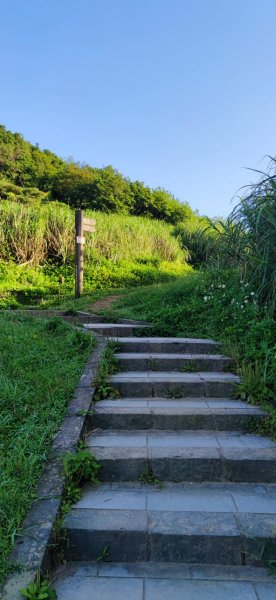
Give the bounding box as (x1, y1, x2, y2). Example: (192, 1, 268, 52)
(20, 577, 57, 599)
(62, 449, 101, 506)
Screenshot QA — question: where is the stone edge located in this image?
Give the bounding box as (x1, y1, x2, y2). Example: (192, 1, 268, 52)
(1, 332, 107, 600)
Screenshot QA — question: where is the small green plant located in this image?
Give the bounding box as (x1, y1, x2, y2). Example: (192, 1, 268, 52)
(260, 540, 276, 574)
(20, 575, 57, 599)
(96, 544, 109, 562)
(148, 358, 160, 371)
(93, 341, 121, 400)
(180, 360, 198, 373)
(63, 448, 101, 487)
(165, 386, 183, 399)
(62, 448, 101, 506)
(139, 468, 162, 488)
(94, 383, 120, 401)
(238, 360, 271, 404)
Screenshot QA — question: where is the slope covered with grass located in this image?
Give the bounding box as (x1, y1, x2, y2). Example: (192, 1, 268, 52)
(0, 202, 192, 308)
(0, 314, 95, 584)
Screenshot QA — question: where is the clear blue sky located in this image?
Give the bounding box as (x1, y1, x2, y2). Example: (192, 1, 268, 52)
(0, 0, 275, 216)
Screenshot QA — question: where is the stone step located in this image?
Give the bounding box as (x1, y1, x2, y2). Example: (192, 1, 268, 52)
(54, 561, 276, 600)
(110, 371, 240, 398)
(93, 398, 266, 431)
(61, 482, 276, 566)
(86, 429, 276, 483)
(83, 323, 151, 336)
(111, 337, 221, 354)
(115, 352, 232, 372)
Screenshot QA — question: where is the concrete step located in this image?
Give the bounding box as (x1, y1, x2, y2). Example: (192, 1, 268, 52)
(61, 482, 276, 566)
(83, 323, 151, 336)
(110, 337, 221, 354)
(86, 429, 276, 483)
(110, 371, 240, 398)
(93, 398, 266, 431)
(54, 561, 276, 600)
(115, 352, 232, 372)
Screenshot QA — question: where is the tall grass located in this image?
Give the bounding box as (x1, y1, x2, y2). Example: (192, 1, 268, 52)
(0, 201, 184, 265)
(231, 157, 276, 313)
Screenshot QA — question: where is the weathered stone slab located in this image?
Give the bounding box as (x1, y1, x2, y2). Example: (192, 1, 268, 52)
(62, 509, 148, 561)
(144, 579, 257, 599)
(55, 575, 144, 600)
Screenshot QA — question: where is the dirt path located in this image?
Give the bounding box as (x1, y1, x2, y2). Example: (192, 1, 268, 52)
(88, 294, 121, 312)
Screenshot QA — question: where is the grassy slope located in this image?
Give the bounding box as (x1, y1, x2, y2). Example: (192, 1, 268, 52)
(0, 315, 95, 584)
(0, 203, 192, 309)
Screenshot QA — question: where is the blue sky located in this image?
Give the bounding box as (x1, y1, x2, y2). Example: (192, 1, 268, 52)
(0, 0, 275, 216)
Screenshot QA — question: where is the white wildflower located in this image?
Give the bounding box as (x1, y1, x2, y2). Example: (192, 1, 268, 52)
(204, 296, 208, 301)
(221, 284, 226, 289)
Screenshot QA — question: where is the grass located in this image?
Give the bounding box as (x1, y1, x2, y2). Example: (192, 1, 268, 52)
(0, 202, 193, 309)
(0, 314, 95, 584)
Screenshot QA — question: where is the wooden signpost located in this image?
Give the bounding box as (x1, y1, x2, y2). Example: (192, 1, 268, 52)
(75, 209, 96, 298)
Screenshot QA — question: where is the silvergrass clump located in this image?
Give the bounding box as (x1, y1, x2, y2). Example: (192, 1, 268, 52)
(0, 202, 185, 265)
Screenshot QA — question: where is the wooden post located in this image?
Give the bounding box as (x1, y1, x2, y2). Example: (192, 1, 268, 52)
(75, 209, 84, 298)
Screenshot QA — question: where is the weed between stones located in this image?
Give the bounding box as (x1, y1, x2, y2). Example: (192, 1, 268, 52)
(93, 340, 121, 401)
(20, 574, 57, 599)
(139, 468, 163, 488)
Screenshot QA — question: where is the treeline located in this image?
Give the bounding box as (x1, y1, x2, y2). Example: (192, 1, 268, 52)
(0, 125, 195, 224)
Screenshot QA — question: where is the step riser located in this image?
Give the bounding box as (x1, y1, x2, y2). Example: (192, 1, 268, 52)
(62, 530, 273, 566)
(93, 456, 276, 483)
(117, 358, 231, 372)
(118, 342, 220, 354)
(93, 412, 262, 431)
(88, 327, 137, 336)
(112, 380, 238, 398)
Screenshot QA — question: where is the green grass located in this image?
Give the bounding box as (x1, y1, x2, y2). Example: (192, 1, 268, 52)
(0, 202, 193, 309)
(0, 314, 95, 584)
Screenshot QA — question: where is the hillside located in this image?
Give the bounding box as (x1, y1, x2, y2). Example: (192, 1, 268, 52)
(0, 201, 193, 308)
(0, 125, 196, 224)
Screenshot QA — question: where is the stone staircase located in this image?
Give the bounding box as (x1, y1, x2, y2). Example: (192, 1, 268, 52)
(55, 321, 276, 599)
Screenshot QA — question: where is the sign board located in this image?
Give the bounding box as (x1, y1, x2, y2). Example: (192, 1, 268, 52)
(83, 224, 96, 233)
(83, 218, 96, 233)
(76, 236, 85, 244)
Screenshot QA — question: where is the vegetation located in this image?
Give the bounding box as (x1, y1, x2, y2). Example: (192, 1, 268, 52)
(0, 125, 195, 224)
(20, 576, 57, 600)
(113, 268, 275, 433)
(62, 448, 101, 506)
(0, 314, 95, 584)
(93, 340, 121, 401)
(0, 202, 193, 308)
(110, 159, 276, 435)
